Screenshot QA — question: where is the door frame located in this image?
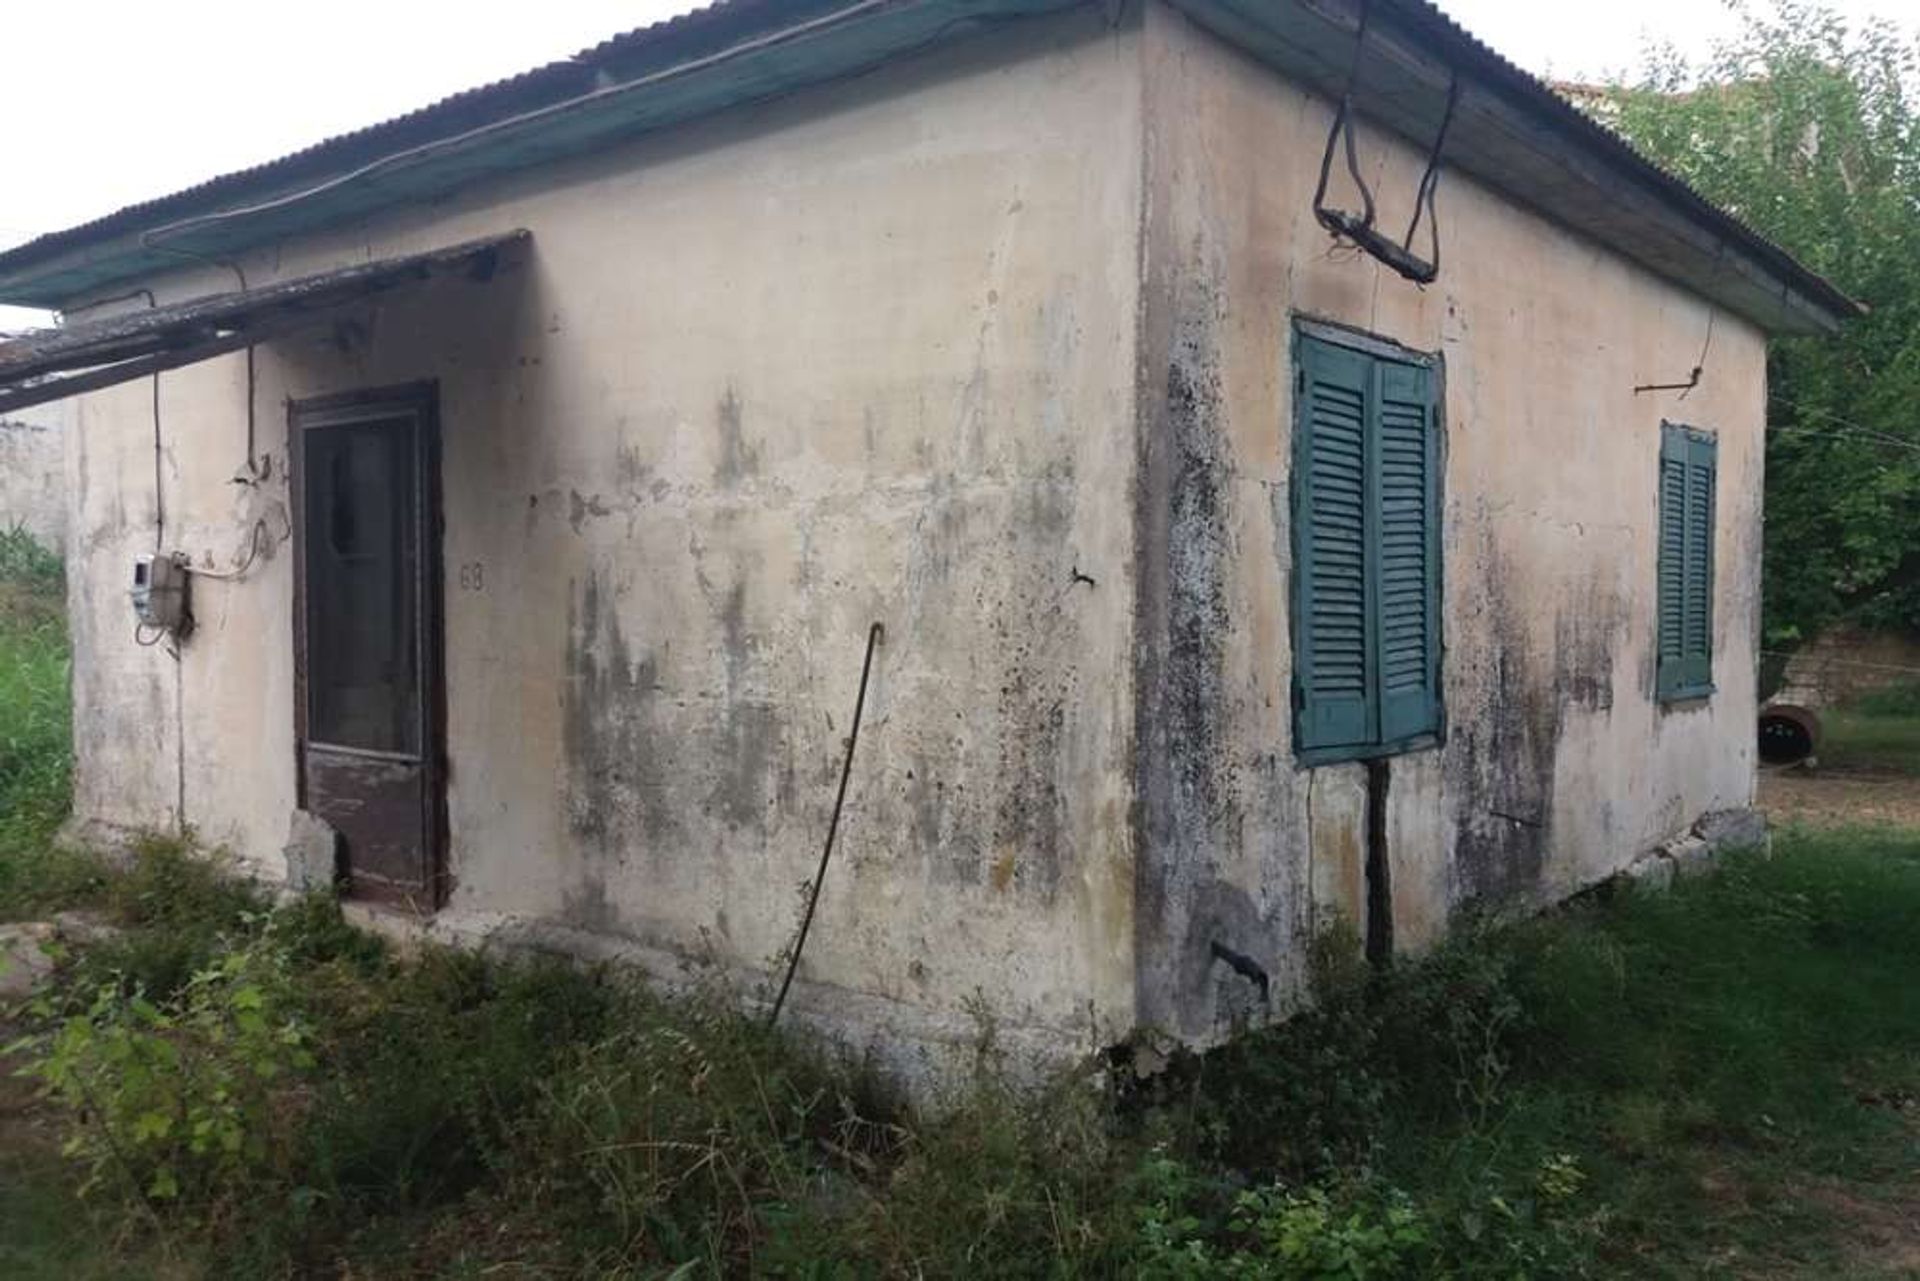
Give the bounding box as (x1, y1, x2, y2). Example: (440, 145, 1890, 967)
(288, 379, 448, 909)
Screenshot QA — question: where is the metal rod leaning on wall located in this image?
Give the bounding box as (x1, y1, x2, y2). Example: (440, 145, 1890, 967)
(768, 620, 884, 1028)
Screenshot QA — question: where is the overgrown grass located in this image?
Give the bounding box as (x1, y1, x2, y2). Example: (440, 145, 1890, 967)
(1815, 675, 1920, 773)
(3, 827, 1915, 1278)
(0, 526, 94, 921)
(1823, 711, 1920, 774)
(3, 533, 1917, 1275)
(1850, 678, 1920, 719)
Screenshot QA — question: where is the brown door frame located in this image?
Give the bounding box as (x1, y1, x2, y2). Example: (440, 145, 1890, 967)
(289, 379, 448, 908)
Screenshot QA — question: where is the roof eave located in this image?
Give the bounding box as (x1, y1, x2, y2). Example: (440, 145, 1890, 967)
(1167, 0, 1858, 337)
(0, 0, 1858, 335)
(0, 0, 1081, 310)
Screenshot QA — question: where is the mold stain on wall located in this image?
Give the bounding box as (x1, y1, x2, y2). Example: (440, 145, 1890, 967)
(708, 577, 796, 832)
(1445, 530, 1629, 909)
(1137, 262, 1274, 1039)
(561, 568, 672, 932)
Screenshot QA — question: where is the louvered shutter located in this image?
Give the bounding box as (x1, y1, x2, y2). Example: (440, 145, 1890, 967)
(1295, 338, 1374, 751)
(1657, 424, 1716, 699)
(1682, 431, 1716, 692)
(1374, 360, 1440, 742)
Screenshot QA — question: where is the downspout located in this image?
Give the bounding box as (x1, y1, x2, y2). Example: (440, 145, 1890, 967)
(1365, 758, 1392, 965)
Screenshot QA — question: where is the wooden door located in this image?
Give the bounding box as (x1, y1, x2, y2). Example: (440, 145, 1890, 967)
(292, 384, 444, 908)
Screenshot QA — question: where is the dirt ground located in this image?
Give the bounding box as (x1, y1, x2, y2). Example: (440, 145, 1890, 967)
(1757, 765, 1920, 828)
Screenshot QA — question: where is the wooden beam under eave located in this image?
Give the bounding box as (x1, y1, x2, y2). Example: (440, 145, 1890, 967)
(0, 327, 266, 414)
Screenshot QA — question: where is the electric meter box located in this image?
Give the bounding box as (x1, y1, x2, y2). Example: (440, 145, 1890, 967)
(132, 553, 189, 632)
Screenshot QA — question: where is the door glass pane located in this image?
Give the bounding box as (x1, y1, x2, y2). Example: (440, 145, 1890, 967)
(304, 417, 419, 753)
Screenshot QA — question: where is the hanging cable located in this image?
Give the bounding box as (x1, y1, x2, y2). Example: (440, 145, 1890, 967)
(1768, 421, 1920, 454)
(1400, 76, 1459, 279)
(1767, 399, 1920, 453)
(243, 343, 261, 481)
(137, 0, 900, 251)
(188, 516, 284, 581)
(62, 286, 156, 321)
(151, 374, 164, 552)
(768, 621, 884, 1028)
(1311, 0, 1457, 285)
(1635, 306, 1716, 395)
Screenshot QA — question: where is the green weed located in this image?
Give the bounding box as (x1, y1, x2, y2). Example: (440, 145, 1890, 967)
(1816, 677, 1920, 773)
(14, 923, 318, 1213)
(1849, 678, 1920, 719)
(0, 529, 80, 922)
(2, 529, 1916, 1278)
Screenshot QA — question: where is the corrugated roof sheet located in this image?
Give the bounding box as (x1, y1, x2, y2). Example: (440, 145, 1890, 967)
(0, 0, 1858, 327)
(0, 0, 778, 269)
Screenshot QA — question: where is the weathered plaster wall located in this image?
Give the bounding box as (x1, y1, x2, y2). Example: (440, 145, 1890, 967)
(61, 11, 1142, 1066)
(0, 400, 67, 553)
(1132, 4, 1767, 1041)
(59, 2, 1773, 1065)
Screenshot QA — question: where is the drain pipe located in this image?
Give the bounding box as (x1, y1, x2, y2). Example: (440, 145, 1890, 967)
(768, 621, 884, 1027)
(1365, 758, 1394, 966)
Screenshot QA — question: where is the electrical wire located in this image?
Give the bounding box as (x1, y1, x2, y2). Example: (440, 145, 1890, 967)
(1766, 397, 1920, 454)
(1761, 650, 1920, 676)
(151, 374, 163, 552)
(1768, 421, 1920, 455)
(189, 509, 292, 582)
(768, 621, 884, 1029)
(1677, 306, 1716, 401)
(138, 0, 899, 251)
(62, 287, 156, 320)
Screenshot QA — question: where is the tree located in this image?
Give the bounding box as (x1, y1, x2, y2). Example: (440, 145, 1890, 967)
(1604, 2, 1920, 659)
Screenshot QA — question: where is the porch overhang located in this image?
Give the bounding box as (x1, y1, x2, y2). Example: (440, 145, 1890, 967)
(0, 231, 528, 415)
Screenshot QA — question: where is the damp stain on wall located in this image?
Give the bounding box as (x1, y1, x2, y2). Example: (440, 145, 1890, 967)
(561, 569, 675, 931)
(1135, 263, 1268, 1039)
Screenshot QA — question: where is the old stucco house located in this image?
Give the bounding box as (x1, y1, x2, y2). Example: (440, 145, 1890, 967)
(0, 0, 1854, 1068)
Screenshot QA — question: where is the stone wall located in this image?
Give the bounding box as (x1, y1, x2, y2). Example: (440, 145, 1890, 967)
(1775, 627, 1920, 710)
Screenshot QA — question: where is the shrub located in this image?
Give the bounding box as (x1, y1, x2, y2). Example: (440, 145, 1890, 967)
(0, 526, 75, 919)
(67, 836, 270, 1002)
(1129, 1149, 1598, 1280)
(295, 949, 622, 1219)
(14, 921, 316, 1215)
(0, 523, 62, 594)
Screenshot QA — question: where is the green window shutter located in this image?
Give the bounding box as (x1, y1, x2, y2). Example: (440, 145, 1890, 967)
(1657, 423, 1716, 699)
(1656, 432, 1688, 696)
(1295, 337, 1375, 751)
(1681, 431, 1717, 692)
(1374, 360, 1440, 742)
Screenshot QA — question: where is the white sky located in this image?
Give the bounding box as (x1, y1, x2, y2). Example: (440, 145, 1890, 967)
(1, 0, 1912, 327)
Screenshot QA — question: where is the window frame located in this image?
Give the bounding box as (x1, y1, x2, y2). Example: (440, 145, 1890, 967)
(1655, 420, 1718, 705)
(1289, 318, 1448, 767)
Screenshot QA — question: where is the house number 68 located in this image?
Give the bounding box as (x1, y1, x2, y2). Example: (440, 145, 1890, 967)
(458, 562, 485, 591)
